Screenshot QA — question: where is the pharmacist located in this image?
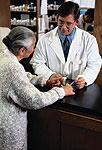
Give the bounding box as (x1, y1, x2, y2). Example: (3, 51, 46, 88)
(30, 1, 102, 89)
(78, 8, 94, 31)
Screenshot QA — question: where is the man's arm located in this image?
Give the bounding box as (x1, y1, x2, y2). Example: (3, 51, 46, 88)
(77, 36, 102, 86)
(30, 39, 55, 80)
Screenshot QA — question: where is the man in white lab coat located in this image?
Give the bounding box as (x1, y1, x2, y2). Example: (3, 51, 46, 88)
(30, 1, 102, 89)
(78, 8, 94, 31)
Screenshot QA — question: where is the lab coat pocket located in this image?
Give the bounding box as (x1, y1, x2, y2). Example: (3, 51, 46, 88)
(73, 60, 82, 65)
(72, 60, 82, 78)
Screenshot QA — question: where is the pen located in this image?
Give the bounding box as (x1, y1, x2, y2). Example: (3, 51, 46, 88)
(70, 81, 75, 86)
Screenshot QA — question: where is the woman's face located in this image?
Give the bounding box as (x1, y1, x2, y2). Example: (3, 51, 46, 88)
(23, 39, 36, 58)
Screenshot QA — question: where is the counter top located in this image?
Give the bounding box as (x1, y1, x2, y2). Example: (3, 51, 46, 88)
(50, 83, 102, 117)
(38, 83, 102, 117)
(28, 83, 102, 150)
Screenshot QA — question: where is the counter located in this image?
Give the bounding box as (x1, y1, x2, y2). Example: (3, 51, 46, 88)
(27, 83, 102, 150)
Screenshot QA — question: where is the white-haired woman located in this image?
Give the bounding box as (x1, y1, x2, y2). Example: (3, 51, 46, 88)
(0, 26, 75, 150)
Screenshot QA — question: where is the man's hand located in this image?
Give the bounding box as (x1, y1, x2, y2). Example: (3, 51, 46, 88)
(46, 74, 64, 87)
(74, 77, 86, 89)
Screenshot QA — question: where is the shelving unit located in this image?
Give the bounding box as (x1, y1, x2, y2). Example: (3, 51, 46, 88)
(9, 0, 66, 73)
(10, 0, 66, 36)
(10, 0, 40, 73)
(48, 0, 64, 30)
(10, 0, 37, 34)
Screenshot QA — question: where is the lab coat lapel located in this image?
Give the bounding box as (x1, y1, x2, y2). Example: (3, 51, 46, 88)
(49, 27, 81, 64)
(49, 28, 65, 64)
(67, 27, 81, 63)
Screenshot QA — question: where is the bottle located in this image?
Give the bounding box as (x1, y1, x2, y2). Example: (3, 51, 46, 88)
(24, 4, 28, 11)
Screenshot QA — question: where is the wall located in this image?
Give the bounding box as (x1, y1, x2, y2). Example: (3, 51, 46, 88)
(93, 0, 102, 55)
(94, 0, 102, 84)
(0, 0, 11, 28)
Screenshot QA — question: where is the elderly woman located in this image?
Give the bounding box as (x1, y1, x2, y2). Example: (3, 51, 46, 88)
(0, 26, 75, 150)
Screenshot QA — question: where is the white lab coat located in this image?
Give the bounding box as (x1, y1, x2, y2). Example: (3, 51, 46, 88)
(30, 26, 102, 86)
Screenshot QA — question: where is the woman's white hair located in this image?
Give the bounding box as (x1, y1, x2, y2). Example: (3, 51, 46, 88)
(3, 26, 36, 53)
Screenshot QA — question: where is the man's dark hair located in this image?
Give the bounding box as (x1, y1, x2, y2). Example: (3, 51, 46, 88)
(85, 8, 94, 20)
(57, 1, 80, 20)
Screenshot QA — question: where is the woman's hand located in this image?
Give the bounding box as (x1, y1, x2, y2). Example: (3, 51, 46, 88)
(46, 73, 64, 87)
(62, 85, 75, 96)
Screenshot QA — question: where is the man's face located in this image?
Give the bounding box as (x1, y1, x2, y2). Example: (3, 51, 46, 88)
(57, 14, 79, 35)
(84, 15, 93, 23)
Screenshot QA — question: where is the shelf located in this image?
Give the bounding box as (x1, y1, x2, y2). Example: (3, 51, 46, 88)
(48, 9, 58, 11)
(49, 21, 57, 23)
(11, 10, 36, 13)
(11, 24, 36, 28)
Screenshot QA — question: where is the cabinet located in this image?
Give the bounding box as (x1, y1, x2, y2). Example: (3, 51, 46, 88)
(10, 0, 66, 37)
(10, 0, 40, 73)
(10, 0, 41, 41)
(48, 0, 65, 30)
(28, 107, 102, 150)
(27, 83, 102, 150)
(10, 0, 37, 35)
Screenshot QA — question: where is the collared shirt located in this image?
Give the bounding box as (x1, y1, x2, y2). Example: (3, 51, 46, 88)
(57, 27, 76, 50)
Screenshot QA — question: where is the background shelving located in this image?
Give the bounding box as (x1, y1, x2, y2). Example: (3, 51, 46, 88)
(10, 0, 37, 35)
(10, 0, 38, 73)
(47, 0, 64, 30)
